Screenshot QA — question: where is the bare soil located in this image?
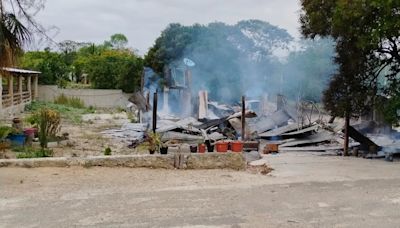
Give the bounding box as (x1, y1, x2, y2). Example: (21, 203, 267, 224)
(1, 152, 400, 227)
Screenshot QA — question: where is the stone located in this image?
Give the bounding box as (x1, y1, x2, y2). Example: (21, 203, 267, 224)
(244, 151, 262, 163)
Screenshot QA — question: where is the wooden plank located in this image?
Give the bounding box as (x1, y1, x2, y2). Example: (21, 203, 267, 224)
(198, 91, 208, 119)
(347, 126, 380, 152)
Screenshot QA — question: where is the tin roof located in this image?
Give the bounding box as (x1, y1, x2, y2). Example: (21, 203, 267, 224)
(2, 67, 41, 74)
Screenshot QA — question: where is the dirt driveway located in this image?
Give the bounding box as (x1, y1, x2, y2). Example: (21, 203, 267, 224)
(1, 152, 400, 227)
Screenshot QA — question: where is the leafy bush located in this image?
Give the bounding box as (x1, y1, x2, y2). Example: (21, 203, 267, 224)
(27, 108, 61, 148)
(104, 147, 112, 156)
(146, 131, 162, 152)
(0, 126, 13, 139)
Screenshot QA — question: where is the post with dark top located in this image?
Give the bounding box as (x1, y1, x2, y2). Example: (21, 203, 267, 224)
(242, 96, 246, 140)
(344, 111, 350, 156)
(152, 91, 158, 133)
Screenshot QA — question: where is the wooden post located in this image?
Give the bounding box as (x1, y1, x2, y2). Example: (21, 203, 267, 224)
(152, 91, 158, 133)
(344, 111, 350, 156)
(0, 74, 2, 110)
(27, 75, 31, 102)
(33, 74, 38, 100)
(146, 91, 150, 112)
(18, 75, 23, 103)
(8, 75, 13, 107)
(242, 96, 246, 140)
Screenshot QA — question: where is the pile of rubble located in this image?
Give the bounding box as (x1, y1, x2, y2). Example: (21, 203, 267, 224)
(102, 95, 399, 160)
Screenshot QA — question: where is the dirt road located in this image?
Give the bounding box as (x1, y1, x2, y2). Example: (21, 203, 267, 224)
(1, 152, 400, 227)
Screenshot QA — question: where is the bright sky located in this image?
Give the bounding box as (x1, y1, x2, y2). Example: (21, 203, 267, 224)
(36, 0, 301, 54)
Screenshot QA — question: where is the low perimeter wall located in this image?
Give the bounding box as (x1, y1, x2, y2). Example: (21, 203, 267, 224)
(0, 153, 246, 170)
(38, 85, 130, 108)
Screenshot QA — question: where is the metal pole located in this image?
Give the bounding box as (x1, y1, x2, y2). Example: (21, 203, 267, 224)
(344, 111, 350, 156)
(152, 91, 158, 133)
(242, 96, 246, 141)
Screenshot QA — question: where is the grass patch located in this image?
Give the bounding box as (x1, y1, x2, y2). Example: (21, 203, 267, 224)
(13, 146, 54, 159)
(25, 101, 95, 124)
(54, 94, 85, 109)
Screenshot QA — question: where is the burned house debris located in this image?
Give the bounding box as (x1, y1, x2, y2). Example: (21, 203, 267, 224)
(103, 59, 399, 161)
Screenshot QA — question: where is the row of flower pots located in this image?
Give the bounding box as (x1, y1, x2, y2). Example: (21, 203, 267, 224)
(190, 141, 244, 153)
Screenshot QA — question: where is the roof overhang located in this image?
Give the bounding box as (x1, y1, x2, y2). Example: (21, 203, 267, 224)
(1, 67, 41, 74)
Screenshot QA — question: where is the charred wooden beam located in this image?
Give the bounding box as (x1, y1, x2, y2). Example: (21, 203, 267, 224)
(152, 91, 158, 133)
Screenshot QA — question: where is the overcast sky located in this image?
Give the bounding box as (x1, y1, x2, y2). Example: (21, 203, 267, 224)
(36, 0, 301, 55)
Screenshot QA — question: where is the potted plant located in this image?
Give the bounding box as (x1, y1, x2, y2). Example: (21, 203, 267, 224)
(198, 139, 206, 153)
(189, 144, 197, 153)
(216, 141, 229, 153)
(160, 143, 168, 154)
(205, 140, 214, 152)
(160, 141, 168, 155)
(146, 131, 162, 154)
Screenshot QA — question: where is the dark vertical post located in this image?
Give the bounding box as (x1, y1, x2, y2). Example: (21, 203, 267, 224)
(344, 111, 350, 156)
(242, 96, 246, 141)
(145, 92, 150, 112)
(152, 91, 158, 133)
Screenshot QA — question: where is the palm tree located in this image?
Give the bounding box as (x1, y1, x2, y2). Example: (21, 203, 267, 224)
(0, 0, 31, 67)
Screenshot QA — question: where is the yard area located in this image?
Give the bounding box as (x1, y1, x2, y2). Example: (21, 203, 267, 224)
(1, 152, 400, 227)
(1, 100, 143, 159)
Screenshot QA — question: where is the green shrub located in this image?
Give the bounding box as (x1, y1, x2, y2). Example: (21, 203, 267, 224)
(68, 97, 85, 109)
(0, 126, 13, 139)
(27, 108, 61, 148)
(15, 147, 54, 159)
(54, 93, 69, 105)
(104, 147, 112, 156)
(26, 101, 95, 124)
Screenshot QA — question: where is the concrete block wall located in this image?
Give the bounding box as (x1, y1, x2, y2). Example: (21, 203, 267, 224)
(0, 153, 246, 170)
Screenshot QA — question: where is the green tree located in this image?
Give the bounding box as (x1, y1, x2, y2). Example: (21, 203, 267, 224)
(108, 33, 128, 50)
(300, 0, 400, 100)
(144, 20, 293, 102)
(20, 49, 69, 85)
(0, 0, 31, 67)
(300, 0, 400, 154)
(85, 50, 143, 92)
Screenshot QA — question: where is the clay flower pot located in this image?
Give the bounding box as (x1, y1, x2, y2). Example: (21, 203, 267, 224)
(216, 141, 229, 153)
(231, 141, 244, 152)
(198, 144, 206, 153)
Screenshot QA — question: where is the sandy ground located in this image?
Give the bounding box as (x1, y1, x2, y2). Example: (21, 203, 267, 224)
(1, 152, 400, 227)
(1, 112, 140, 159)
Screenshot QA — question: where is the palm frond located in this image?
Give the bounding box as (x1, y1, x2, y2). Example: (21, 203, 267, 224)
(0, 12, 31, 67)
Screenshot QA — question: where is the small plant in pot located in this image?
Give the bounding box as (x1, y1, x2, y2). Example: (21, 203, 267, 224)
(146, 131, 162, 154)
(205, 140, 214, 152)
(189, 144, 197, 153)
(160, 142, 168, 155)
